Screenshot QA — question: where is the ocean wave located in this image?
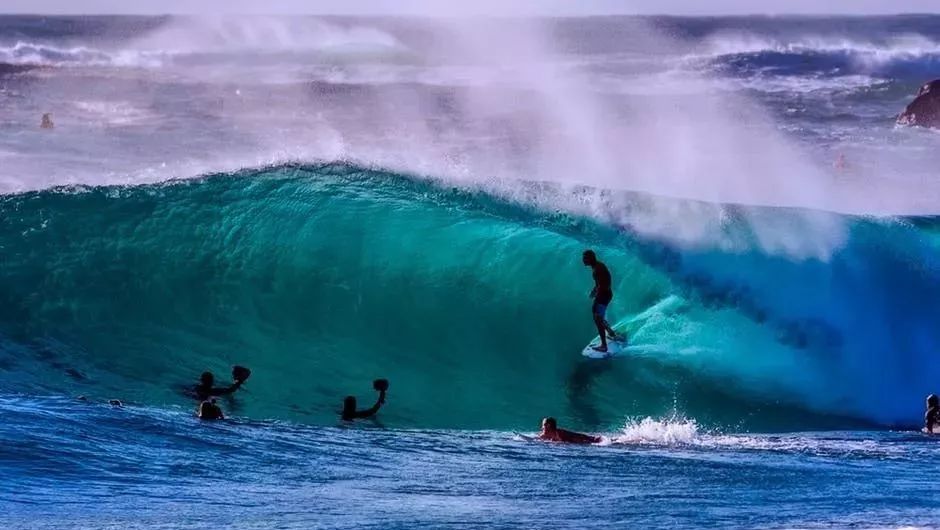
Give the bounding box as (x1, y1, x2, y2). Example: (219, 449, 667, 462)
(703, 32, 940, 61)
(0, 164, 938, 430)
(130, 16, 406, 55)
(0, 41, 165, 68)
(700, 32, 940, 77)
(0, 18, 407, 69)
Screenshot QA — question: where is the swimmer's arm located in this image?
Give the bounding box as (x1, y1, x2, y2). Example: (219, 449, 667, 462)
(210, 381, 243, 396)
(355, 391, 386, 418)
(560, 429, 599, 444)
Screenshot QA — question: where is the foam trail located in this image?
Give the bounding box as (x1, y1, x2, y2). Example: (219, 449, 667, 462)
(608, 417, 701, 445)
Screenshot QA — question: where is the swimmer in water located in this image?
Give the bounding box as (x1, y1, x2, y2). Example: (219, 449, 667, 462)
(192, 371, 244, 401)
(834, 153, 848, 172)
(40, 113, 53, 129)
(926, 394, 939, 434)
(538, 417, 600, 444)
(341, 379, 388, 421)
(198, 398, 225, 420)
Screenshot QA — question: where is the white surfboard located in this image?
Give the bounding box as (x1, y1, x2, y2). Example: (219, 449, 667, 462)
(581, 337, 628, 359)
(513, 432, 540, 442)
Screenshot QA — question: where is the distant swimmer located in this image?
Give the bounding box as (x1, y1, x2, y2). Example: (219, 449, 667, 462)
(192, 366, 250, 401)
(582, 250, 624, 353)
(198, 398, 225, 420)
(926, 394, 939, 434)
(342, 379, 388, 421)
(538, 417, 600, 444)
(834, 153, 848, 172)
(40, 113, 54, 129)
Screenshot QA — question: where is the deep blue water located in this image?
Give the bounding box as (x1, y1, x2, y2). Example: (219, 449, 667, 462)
(3, 395, 939, 529)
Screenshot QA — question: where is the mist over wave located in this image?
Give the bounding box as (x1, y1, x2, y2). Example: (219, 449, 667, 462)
(2, 15, 940, 215)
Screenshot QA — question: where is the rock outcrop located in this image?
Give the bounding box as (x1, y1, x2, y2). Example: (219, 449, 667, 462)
(897, 80, 940, 128)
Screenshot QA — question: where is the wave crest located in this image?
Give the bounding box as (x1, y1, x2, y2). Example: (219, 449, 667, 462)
(701, 32, 940, 76)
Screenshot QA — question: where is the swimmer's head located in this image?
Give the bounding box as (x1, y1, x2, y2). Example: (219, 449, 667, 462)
(199, 399, 224, 420)
(541, 417, 557, 433)
(582, 250, 597, 266)
(928, 394, 939, 408)
(343, 396, 356, 414)
(200, 372, 214, 386)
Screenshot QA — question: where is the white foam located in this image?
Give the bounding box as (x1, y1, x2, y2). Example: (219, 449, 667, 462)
(609, 417, 700, 445)
(606, 417, 908, 458)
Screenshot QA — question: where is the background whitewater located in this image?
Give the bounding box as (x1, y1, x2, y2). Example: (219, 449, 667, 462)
(3, 15, 940, 430)
(4, 15, 940, 211)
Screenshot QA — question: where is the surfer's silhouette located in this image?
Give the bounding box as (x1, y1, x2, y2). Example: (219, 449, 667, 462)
(582, 250, 624, 353)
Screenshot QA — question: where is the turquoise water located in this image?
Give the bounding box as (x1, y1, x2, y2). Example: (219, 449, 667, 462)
(2, 164, 939, 431)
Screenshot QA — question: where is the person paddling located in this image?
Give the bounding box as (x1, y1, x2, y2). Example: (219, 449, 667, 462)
(341, 379, 389, 421)
(538, 417, 600, 444)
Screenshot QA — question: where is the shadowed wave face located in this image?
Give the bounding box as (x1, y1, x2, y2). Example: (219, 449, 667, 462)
(1, 163, 939, 431)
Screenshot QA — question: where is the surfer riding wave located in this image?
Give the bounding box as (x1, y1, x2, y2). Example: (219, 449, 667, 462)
(582, 250, 624, 353)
